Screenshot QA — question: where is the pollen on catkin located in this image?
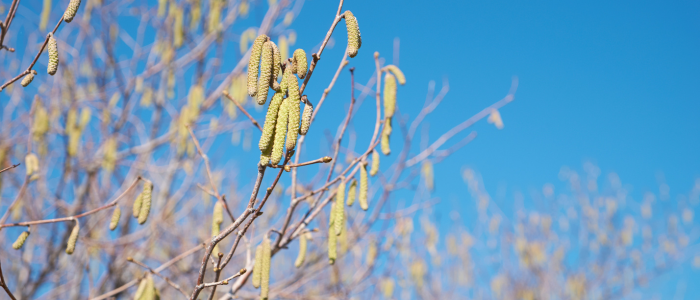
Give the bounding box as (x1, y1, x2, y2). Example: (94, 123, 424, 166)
(383, 73, 397, 118)
(344, 11, 361, 58)
(247, 35, 269, 97)
(370, 150, 380, 177)
(259, 146, 272, 166)
(138, 181, 153, 225)
(293, 49, 308, 79)
(384, 65, 406, 85)
(270, 97, 290, 165)
(132, 192, 143, 218)
(334, 179, 346, 236)
(109, 205, 121, 231)
(21, 70, 37, 87)
(47, 34, 59, 75)
(299, 96, 313, 135)
(12, 231, 30, 250)
(347, 179, 357, 206)
(359, 163, 369, 211)
(328, 202, 337, 264)
(63, 0, 81, 22)
(294, 232, 307, 268)
(261, 236, 272, 299)
(66, 221, 80, 255)
(285, 80, 301, 151)
(270, 42, 282, 91)
(257, 41, 274, 105)
(252, 244, 263, 288)
(381, 117, 392, 155)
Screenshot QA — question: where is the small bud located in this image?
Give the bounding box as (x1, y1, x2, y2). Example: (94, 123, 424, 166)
(383, 73, 397, 118)
(284, 165, 291, 172)
(138, 181, 153, 225)
(240, 268, 247, 274)
(247, 35, 269, 97)
(47, 35, 59, 75)
(292, 49, 308, 79)
(359, 163, 369, 211)
(295, 232, 307, 268)
(299, 96, 313, 135)
(127, 257, 134, 261)
(252, 244, 263, 288)
(370, 150, 380, 177)
(63, 0, 81, 22)
(66, 221, 80, 255)
(257, 210, 264, 216)
(12, 231, 30, 250)
(223, 280, 229, 285)
(322, 156, 332, 163)
(21, 70, 37, 87)
(334, 179, 346, 236)
(109, 205, 121, 231)
(347, 179, 357, 206)
(344, 11, 362, 58)
(384, 65, 406, 85)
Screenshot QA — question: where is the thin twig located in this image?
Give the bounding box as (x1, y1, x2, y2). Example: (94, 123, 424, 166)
(127, 257, 189, 298)
(0, 163, 19, 175)
(222, 91, 262, 132)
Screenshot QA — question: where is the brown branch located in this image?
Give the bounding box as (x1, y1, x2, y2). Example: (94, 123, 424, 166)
(0, 261, 17, 300)
(270, 156, 332, 170)
(222, 90, 262, 132)
(0, 163, 19, 175)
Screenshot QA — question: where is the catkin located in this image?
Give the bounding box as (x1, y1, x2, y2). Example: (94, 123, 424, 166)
(359, 163, 369, 211)
(138, 181, 153, 225)
(293, 49, 308, 79)
(66, 221, 80, 255)
(63, 0, 81, 22)
(257, 41, 274, 105)
(270, 97, 290, 165)
(286, 82, 300, 151)
(366, 240, 377, 266)
(381, 117, 392, 155)
(134, 278, 147, 299)
(261, 237, 271, 299)
(422, 161, 434, 191)
(132, 193, 143, 218)
(12, 231, 30, 250)
(383, 73, 397, 118)
(294, 233, 307, 268)
(270, 42, 282, 91)
(370, 150, 380, 176)
(487, 109, 504, 129)
(109, 205, 120, 231)
(328, 202, 337, 264)
(334, 179, 345, 236)
(259, 92, 284, 152)
(384, 65, 406, 85)
(21, 71, 37, 87)
(347, 179, 357, 206)
(259, 146, 272, 166)
(344, 11, 361, 58)
(252, 244, 263, 288)
(213, 201, 224, 225)
(47, 35, 59, 75)
(25, 153, 38, 176)
(299, 96, 313, 135)
(247, 35, 269, 97)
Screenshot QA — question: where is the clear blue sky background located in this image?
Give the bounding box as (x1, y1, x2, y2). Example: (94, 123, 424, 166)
(277, 0, 699, 297)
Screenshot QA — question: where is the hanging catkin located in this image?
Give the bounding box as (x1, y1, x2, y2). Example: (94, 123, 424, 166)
(109, 205, 120, 231)
(212, 201, 224, 255)
(12, 231, 30, 250)
(286, 92, 300, 151)
(384, 65, 406, 85)
(247, 35, 269, 97)
(132, 192, 143, 218)
(25, 153, 38, 176)
(257, 41, 274, 105)
(334, 179, 346, 236)
(422, 161, 434, 191)
(63, 0, 81, 22)
(270, 97, 290, 165)
(138, 181, 153, 225)
(299, 96, 313, 135)
(47, 34, 59, 75)
(252, 244, 263, 288)
(381, 117, 392, 155)
(21, 70, 37, 87)
(383, 73, 397, 118)
(328, 202, 337, 264)
(259, 146, 272, 166)
(293, 49, 308, 79)
(66, 221, 80, 254)
(370, 150, 380, 177)
(347, 179, 357, 206)
(359, 163, 369, 211)
(261, 237, 271, 299)
(344, 11, 361, 58)
(270, 42, 282, 91)
(294, 232, 307, 268)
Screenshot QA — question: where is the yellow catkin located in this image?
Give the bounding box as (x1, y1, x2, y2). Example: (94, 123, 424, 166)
(261, 237, 271, 299)
(66, 221, 80, 255)
(347, 179, 357, 206)
(252, 244, 263, 288)
(259, 92, 284, 153)
(383, 73, 397, 118)
(138, 181, 153, 225)
(132, 192, 143, 218)
(334, 179, 345, 236)
(370, 150, 380, 177)
(328, 202, 337, 264)
(109, 205, 120, 231)
(47, 35, 59, 75)
(294, 233, 307, 268)
(487, 109, 504, 129)
(63, 0, 81, 22)
(32, 100, 49, 140)
(257, 41, 274, 105)
(25, 153, 38, 176)
(173, 6, 184, 48)
(422, 161, 434, 191)
(285, 75, 301, 151)
(381, 117, 392, 155)
(213, 201, 224, 225)
(384, 65, 406, 85)
(359, 163, 369, 211)
(39, 0, 51, 31)
(134, 277, 147, 299)
(270, 42, 282, 91)
(12, 231, 30, 250)
(259, 146, 272, 166)
(299, 96, 313, 135)
(366, 240, 377, 266)
(292, 49, 307, 79)
(21, 71, 37, 87)
(247, 35, 269, 97)
(270, 97, 290, 165)
(344, 11, 361, 58)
